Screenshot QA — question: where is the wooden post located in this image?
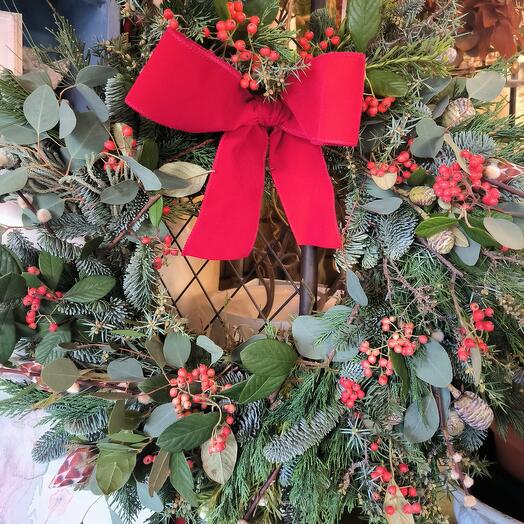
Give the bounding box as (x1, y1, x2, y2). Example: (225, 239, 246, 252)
(299, 245, 318, 315)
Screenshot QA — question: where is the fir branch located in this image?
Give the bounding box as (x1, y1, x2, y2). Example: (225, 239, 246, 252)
(123, 244, 157, 311)
(32, 425, 71, 463)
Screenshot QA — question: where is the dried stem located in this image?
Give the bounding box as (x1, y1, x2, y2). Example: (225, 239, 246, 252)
(242, 465, 282, 522)
(17, 191, 56, 236)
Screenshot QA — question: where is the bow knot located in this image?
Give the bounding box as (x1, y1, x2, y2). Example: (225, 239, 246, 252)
(126, 30, 366, 260)
(253, 98, 290, 129)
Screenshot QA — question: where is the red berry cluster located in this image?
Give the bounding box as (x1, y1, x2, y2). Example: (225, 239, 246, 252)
(209, 423, 232, 454)
(359, 341, 394, 385)
(370, 465, 392, 483)
(339, 377, 365, 408)
(143, 453, 157, 465)
(433, 151, 500, 207)
(163, 8, 179, 30)
(367, 148, 419, 183)
(362, 96, 396, 117)
(140, 235, 179, 270)
(457, 303, 494, 361)
(22, 275, 62, 331)
(297, 27, 340, 61)
(101, 126, 137, 172)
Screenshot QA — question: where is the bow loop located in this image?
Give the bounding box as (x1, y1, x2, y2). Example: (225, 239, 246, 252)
(126, 29, 366, 260)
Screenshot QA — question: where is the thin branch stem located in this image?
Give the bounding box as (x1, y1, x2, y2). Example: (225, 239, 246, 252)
(17, 191, 56, 236)
(243, 465, 282, 522)
(488, 178, 524, 198)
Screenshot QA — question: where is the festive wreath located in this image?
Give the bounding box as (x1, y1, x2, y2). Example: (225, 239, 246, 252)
(0, 1, 523, 523)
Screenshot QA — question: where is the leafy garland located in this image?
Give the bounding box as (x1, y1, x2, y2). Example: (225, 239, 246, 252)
(0, 1, 522, 524)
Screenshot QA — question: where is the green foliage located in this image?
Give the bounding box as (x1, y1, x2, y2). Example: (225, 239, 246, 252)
(32, 425, 71, 463)
(123, 244, 157, 311)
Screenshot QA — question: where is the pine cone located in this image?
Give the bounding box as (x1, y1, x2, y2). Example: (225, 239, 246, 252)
(447, 409, 465, 436)
(454, 391, 494, 431)
(427, 229, 455, 254)
(409, 186, 437, 206)
(441, 98, 476, 128)
(440, 47, 458, 64)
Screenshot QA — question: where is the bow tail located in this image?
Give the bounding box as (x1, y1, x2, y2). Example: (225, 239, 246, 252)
(182, 126, 268, 260)
(269, 130, 342, 249)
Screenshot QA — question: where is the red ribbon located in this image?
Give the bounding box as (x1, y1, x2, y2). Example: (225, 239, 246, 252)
(126, 30, 365, 260)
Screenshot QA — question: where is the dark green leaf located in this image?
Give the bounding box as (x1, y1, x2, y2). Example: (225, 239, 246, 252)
(241, 339, 297, 376)
(238, 374, 286, 404)
(388, 350, 409, 397)
(219, 380, 248, 401)
(158, 412, 220, 452)
(0, 167, 29, 196)
(41, 358, 79, 392)
(139, 139, 159, 170)
(413, 340, 452, 387)
(244, 0, 279, 24)
(348, 0, 382, 51)
(38, 251, 63, 289)
(0, 310, 16, 364)
(139, 374, 171, 403)
(407, 168, 428, 187)
(170, 451, 198, 506)
(201, 433, 237, 484)
(366, 69, 407, 97)
(149, 195, 163, 227)
(213, 0, 230, 20)
(108, 400, 142, 434)
(148, 449, 170, 496)
(415, 217, 458, 238)
(76, 65, 117, 87)
(35, 326, 71, 364)
(403, 394, 440, 443)
(460, 220, 499, 248)
(95, 446, 137, 495)
(0, 245, 23, 275)
(64, 275, 116, 303)
(0, 273, 26, 301)
(23, 84, 59, 133)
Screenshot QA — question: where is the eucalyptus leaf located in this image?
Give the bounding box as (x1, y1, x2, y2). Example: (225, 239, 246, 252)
(100, 180, 139, 205)
(365, 179, 395, 199)
(75, 84, 109, 122)
(76, 65, 117, 87)
(163, 331, 191, 368)
(145, 335, 166, 367)
(413, 340, 453, 387)
(144, 403, 178, 437)
(0, 167, 29, 196)
(291, 315, 332, 360)
(196, 335, 224, 364)
(0, 123, 39, 145)
(410, 118, 445, 158)
(58, 100, 77, 139)
(107, 358, 144, 382)
(23, 84, 59, 133)
(346, 270, 368, 306)
(122, 155, 161, 191)
(201, 433, 237, 484)
(466, 70, 506, 102)
(403, 394, 440, 443)
(453, 234, 480, 266)
(362, 197, 402, 215)
(32, 193, 65, 220)
(17, 70, 52, 91)
(41, 358, 79, 392)
(149, 195, 163, 227)
(65, 111, 109, 160)
(136, 481, 164, 512)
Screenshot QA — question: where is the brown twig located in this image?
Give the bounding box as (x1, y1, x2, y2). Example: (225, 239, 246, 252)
(165, 138, 215, 162)
(419, 238, 464, 279)
(17, 191, 56, 236)
(488, 178, 524, 198)
(107, 194, 162, 248)
(242, 465, 282, 522)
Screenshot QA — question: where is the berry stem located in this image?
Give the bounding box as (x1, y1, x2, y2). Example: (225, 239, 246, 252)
(107, 194, 162, 248)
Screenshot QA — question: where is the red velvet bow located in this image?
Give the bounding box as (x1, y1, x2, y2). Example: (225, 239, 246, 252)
(126, 29, 365, 260)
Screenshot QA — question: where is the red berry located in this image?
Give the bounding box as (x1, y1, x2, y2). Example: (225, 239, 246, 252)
(408, 487, 417, 497)
(203, 27, 211, 37)
(122, 125, 133, 137)
(385, 506, 395, 516)
(141, 236, 151, 245)
(162, 205, 171, 216)
(169, 18, 179, 30)
(269, 50, 280, 61)
(225, 19, 236, 31)
(217, 30, 229, 41)
(330, 36, 341, 46)
(163, 8, 174, 20)
(259, 46, 271, 57)
(104, 140, 116, 151)
(234, 1, 243, 11)
(234, 39, 246, 51)
(418, 335, 428, 344)
(249, 79, 259, 90)
(319, 40, 328, 50)
(370, 442, 379, 452)
(325, 27, 335, 37)
(247, 23, 257, 35)
(48, 323, 59, 333)
(249, 16, 260, 24)
(305, 30, 314, 40)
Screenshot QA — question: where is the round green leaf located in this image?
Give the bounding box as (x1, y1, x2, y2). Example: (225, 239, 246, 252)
(413, 340, 453, 387)
(291, 315, 332, 360)
(23, 84, 59, 133)
(65, 111, 109, 160)
(75, 84, 109, 122)
(107, 357, 144, 382)
(201, 433, 237, 484)
(58, 100, 77, 139)
(144, 403, 178, 438)
(240, 339, 297, 376)
(196, 335, 224, 364)
(163, 331, 191, 368)
(76, 65, 117, 87)
(403, 394, 440, 443)
(410, 118, 446, 158)
(346, 270, 368, 306)
(362, 197, 402, 215)
(41, 357, 79, 392)
(136, 481, 164, 512)
(466, 70, 506, 102)
(0, 167, 29, 196)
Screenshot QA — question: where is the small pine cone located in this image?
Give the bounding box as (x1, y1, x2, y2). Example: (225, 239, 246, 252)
(409, 186, 437, 206)
(446, 409, 465, 436)
(440, 47, 458, 64)
(427, 229, 455, 254)
(441, 98, 476, 128)
(454, 391, 494, 431)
